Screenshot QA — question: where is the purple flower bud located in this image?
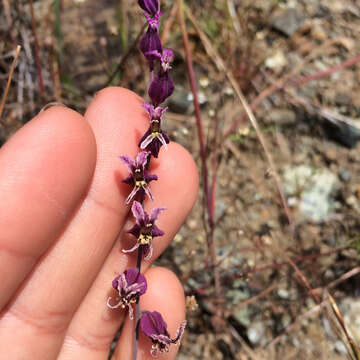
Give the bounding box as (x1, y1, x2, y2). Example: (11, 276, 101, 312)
(139, 103, 170, 158)
(119, 151, 157, 204)
(140, 26, 162, 70)
(138, 0, 160, 16)
(107, 268, 147, 320)
(123, 201, 166, 260)
(148, 71, 174, 107)
(140, 311, 186, 357)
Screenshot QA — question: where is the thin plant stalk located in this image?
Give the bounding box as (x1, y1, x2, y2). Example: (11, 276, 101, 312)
(29, 0, 45, 98)
(177, 0, 222, 319)
(184, 6, 295, 233)
(132, 245, 143, 360)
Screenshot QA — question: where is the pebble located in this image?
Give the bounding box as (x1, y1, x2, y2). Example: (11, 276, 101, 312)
(270, 8, 305, 37)
(339, 168, 351, 182)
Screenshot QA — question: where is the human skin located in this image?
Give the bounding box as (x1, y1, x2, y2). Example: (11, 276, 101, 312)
(0, 87, 198, 360)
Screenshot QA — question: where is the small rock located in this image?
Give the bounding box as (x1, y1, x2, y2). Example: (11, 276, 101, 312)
(265, 51, 287, 69)
(336, 93, 352, 107)
(277, 289, 290, 299)
(339, 168, 351, 182)
(334, 341, 348, 355)
(269, 108, 296, 125)
(284, 165, 339, 222)
(168, 88, 193, 114)
(199, 77, 209, 88)
(270, 8, 305, 37)
(247, 322, 265, 345)
(232, 308, 251, 327)
(187, 91, 207, 105)
(312, 23, 327, 41)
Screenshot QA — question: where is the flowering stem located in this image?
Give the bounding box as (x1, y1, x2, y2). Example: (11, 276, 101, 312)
(132, 245, 143, 360)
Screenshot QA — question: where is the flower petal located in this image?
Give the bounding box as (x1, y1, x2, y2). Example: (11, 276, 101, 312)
(140, 311, 165, 337)
(118, 272, 128, 292)
(151, 334, 171, 346)
(122, 242, 140, 254)
(144, 240, 153, 260)
(107, 297, 123, 309)
(124, 268, 147, 296)
(112, 275, 121, 290)
(126, 186, 140, 205)
(143, 185, 154, 201)
(140, 133, 154, 149)
(151, 311, 169, 335)
(172, 320, 187, 344)
(131, 201, 145, 223)
(136, 151, 150, 169)
(119, 155, 135, 172)
(150, 206, 166, 222)
(157, 133, 168, 150)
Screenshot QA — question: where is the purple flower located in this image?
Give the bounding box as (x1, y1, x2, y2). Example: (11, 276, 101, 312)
(120, 151, 157, 204)
(123, 201, 165, 260)
(148, 71, 174, 107)
(138, 0, 160, 16)
(107, 268, 147, 320)
(140, 311, 186, 357)
(139, 103, 170, 158)
(160, 48, 174, 72)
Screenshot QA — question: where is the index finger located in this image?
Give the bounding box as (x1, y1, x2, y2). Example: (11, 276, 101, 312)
(0, 106, 96, 310)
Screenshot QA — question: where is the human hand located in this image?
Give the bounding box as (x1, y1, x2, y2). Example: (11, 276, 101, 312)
(0, 87, 198, 359)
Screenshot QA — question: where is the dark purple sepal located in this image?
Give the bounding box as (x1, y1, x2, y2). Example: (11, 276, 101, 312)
(148, 71, 174, 107)
(138, 0, 160, 16)
(140, 28, 162, 58)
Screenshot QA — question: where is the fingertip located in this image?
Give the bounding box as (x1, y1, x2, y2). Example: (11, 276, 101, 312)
(142, 266, 186, 313)
(139, 266, 186, 360)
(151, 141, 199, 203)
(86, 86, 148, 148)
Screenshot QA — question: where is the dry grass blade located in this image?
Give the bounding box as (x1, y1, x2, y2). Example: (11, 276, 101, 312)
(184, 6, 295, 232)
(29, 0, 45, 98)
(0, 45, 21, 122)
(327, 292, 360, 360)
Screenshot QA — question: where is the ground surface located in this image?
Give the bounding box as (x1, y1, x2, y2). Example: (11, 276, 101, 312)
(1, 0, 360, 359)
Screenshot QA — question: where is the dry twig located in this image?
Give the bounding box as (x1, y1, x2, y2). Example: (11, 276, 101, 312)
(0, 45, 21, 122)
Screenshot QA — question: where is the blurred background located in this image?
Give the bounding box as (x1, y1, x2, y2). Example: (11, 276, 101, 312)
(1, 0, 360, 359)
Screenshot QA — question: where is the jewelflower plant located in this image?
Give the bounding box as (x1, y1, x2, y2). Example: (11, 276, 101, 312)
(107, 0, 186, 358)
